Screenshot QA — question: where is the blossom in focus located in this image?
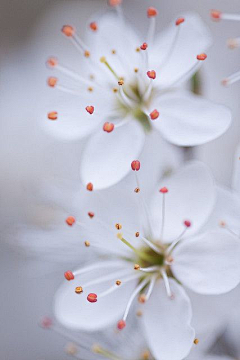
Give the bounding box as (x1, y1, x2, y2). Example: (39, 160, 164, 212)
(211, 9, 240, 86)
(54, 161, 240, 360)
(45, 1, 231, 190)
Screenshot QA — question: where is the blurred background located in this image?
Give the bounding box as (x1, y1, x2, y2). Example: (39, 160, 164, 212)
(1, 0, 240, 359)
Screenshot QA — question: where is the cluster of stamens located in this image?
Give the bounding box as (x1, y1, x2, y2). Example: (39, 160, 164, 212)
(63, 159, 193, 331)
(45, 2, 207, 136)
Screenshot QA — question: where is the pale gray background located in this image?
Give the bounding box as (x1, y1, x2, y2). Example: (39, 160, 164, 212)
(1, 0, 240, 359)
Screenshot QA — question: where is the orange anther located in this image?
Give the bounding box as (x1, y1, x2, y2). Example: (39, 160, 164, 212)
(211, 10, 222, 20)
(64, 271, 74, 281)
(86, 182, 93, 191)
(147, 70, 156, 79)
(47, 77, 58, 87)
(62, 25, 75, 37)
(197, 53, 207, 61)
(85, 106, 94, 114)
(176, 17, 185, 26)
(117, 319, 126, 330)
(108, 0, 122, 6)
(89, 22, 98, 31)
(103, 122, 114, 133)
(88, 211, 95, 218)
(159, 187, 168, 193)
(66, 216, 76, 226)
(147, 7, 158, 18)
(47, 111, 58, 120)
(150, 109, 159, 120)
(47, 57, 58, 68)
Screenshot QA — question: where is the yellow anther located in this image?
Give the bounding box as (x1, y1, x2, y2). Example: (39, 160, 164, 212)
(84, 50, 90, 57)
(134, 68, 139, 73)
(134, 187, 140, 193)
(115, 223, 122, 230)
(136, 47, 140, 52)
(84, 241, 90, 247)
(134, 264, 140, 270)
(116, 280, 122, 286)
(100, 56, 106, 63)
(112, 49, 116, 54)
(88, 87, 93, 92)
(89, 74, 95, 80)
(113, 88, 118, 93)
(194, 338, 199, 345)
(136, 310, 143, 317)
(118, 79, 124, 86)
(117, 233, 123, 240)
(135, 232, 140, 237)
(75, 286, 83, 294)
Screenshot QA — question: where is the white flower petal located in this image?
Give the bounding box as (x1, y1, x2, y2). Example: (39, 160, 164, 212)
(143, 278, 195, 360)
(54, 261, 137, 331)
(80, 120, 145, 190)
(150, 12, 212, 88)
(150, 162, 215, 242)
(149, 91, 231, 146)
(232, 143, 240, 195)
(172, 231, 240, 294)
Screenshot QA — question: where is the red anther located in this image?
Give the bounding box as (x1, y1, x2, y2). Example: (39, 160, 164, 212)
(176, 17, 185, 26)
(61, 25, 75, 37)
(159, 187, 168, 194)
(47, 77, 58, 87)
(48, 111, 58, 120)
(86, 182, 93, 191)
(140, 42, 148, 50)
(85, 106, 94, 114)
(184, 220, 191, 228)
(150, 109, 159, 120)
(147, 70, 156, 79)
(108, 0, 122, 6)
(147, 7, 158, 18)
(47, 57, 58, 68)
(103, 122, 115, 133)
(64, 271, 74, 281)
(87, 293, 97, 303)
(211, 10, 222, 20)
(197, 53, 207, 61)
(88, 211, 95, 218)
(117, 320, 126, 330)
(131, 160, 141, 171)
(89, 22, 98, 31)
(66, 216, 76, 226)
(40, 317, 53, 329)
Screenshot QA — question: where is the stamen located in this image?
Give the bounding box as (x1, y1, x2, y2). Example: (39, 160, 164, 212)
(161, 269, 173, 298)
(176, 17, 185, 26)
(66, 216, 76, 226)
(222, 70, 240, 86)
(131, 160, 141, 171)
(117, 234, 154, 263)
(100, 56, 119, 80)
(93, 344, 122, 360)
(194, 338, 199, 345)
(211, 10, 240, 21)
(159, 187, 168, 240)
(71, 260, 126, 278)
(116, 280, 121, 286)
(108, 0, 122, 6)
(137, 265, 160, 273)
(81, 269, 134, 290)
(121, 278, 149, 323)
(166, 221, 191, 255)
(46, 57, 58, 68)
(85, 106, 94, 114)
(48, 111, 58, 120)
(145, 275, 157, 301)
(138, 294, 146, 303)
(117, 320, 126, 330)
(85, 183, 93, 192)
(103, 122, 115, 133)
(139, 235, 162, 255)
(147, 7, 158, 18)
(97, 274, 139, 300)
(140, 42, 148, 50)
(84, 241, 90, 247)
(227, 37, 240, 49)
(115, 223, 122, 230)
(89, 22, 98, 31)
(149, 109, 159, 120)
(135, 232, 140, 237)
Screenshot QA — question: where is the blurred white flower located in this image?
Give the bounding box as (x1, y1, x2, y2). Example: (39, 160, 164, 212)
(44, 2, 231, 189)
(53, 161, 240, 360)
